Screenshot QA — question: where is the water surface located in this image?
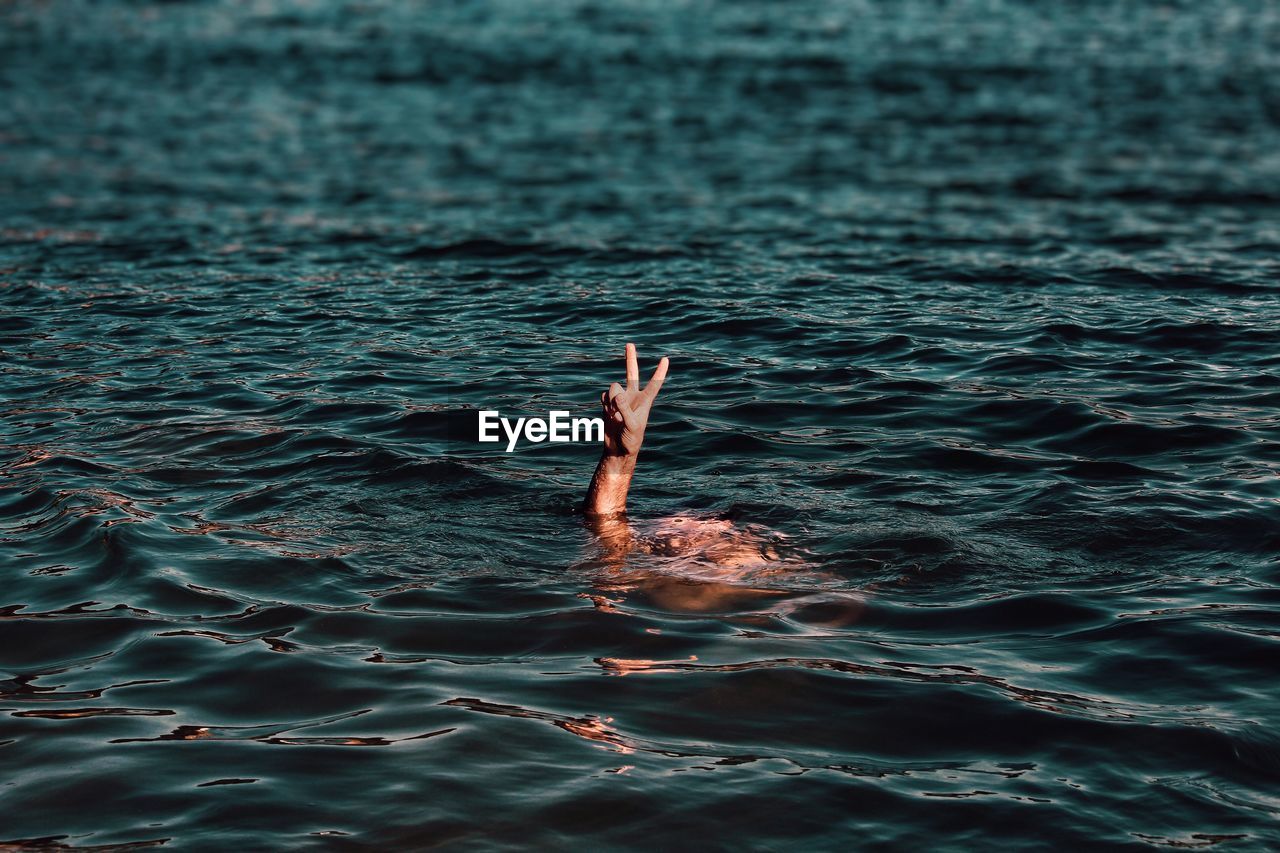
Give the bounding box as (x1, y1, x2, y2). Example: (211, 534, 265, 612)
(2, 1, 1280, 849)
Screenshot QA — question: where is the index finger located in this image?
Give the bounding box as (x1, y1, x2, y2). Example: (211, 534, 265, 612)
(625, 342, 639, 391)
(643, 356, 669, 401)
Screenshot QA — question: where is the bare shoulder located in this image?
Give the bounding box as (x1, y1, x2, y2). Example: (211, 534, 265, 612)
(635, 513, 794, 576)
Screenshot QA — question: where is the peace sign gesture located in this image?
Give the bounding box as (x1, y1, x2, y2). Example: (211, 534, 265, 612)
(600, 342, 669, 458)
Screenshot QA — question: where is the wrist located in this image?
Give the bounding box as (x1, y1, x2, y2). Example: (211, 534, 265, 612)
(598, 452, 637, 471)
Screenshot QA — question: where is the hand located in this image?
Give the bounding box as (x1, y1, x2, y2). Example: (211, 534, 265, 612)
(600, 343, 669, 457)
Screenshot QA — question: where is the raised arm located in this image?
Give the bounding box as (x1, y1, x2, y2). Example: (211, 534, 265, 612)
(583, 342, 669, 517)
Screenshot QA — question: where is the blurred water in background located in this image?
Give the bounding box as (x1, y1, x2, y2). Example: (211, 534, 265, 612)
(2, 1, 1280, 848)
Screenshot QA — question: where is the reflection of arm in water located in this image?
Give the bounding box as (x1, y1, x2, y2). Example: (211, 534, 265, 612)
(583, 342, 668, 517)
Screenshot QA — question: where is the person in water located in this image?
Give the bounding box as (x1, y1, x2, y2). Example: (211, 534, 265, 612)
(582, 343, 787, 576)
(580, 344, 857, 621)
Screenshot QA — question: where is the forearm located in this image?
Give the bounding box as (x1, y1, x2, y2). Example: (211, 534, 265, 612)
(584, 453, 637, 516)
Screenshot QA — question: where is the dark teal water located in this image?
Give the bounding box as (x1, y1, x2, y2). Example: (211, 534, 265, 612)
(3, 1, 1280, 849)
